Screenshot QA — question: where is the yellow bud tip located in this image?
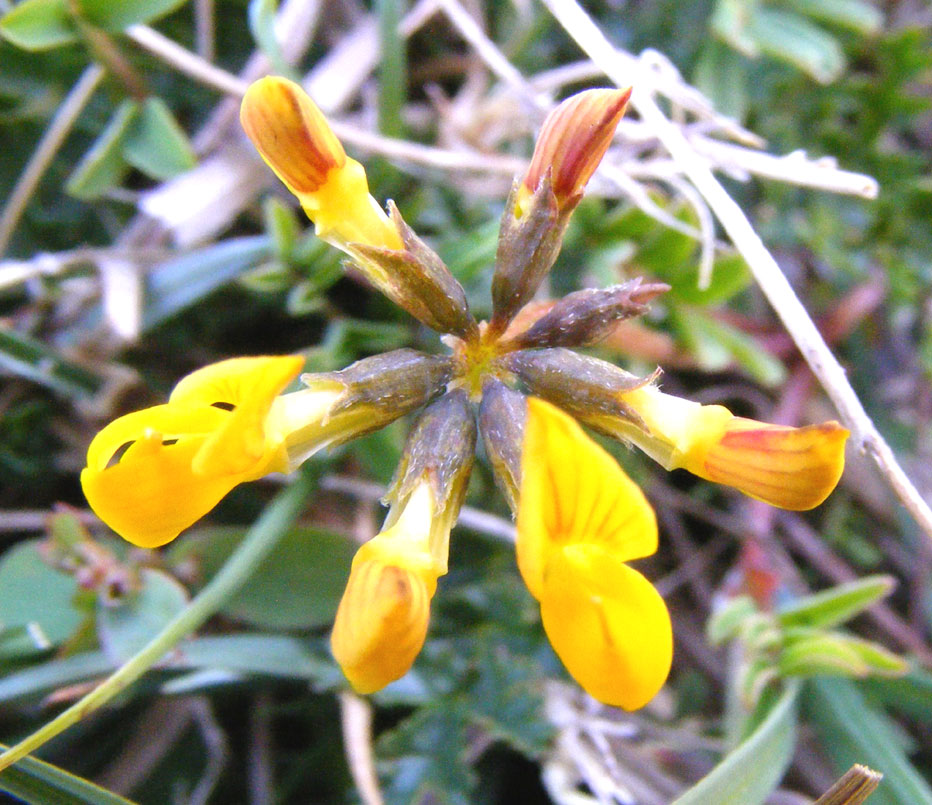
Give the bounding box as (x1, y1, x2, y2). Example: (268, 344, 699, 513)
(240, 76, 346, 195)
(685, 418, 849, 511)
(522, 87, 632, 208)
(331, 553, 436, 694)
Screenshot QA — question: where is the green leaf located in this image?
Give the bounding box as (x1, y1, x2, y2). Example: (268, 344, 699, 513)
(710, 0, 761, 58)
(264, 196, 300, 259)
(0, 0, 186, 50)
(0, 540, 83, 645)
(0, 624, 52, 661)
(79, 0, 187, 30)
(66, 100, 138, 200)
(0, 745, 134, 805)
(669, 253, 752, 307)
(0, 0, 72, 51)
(784, 0, 882, 35)
(862, 667, 932, 724)
(170, 527, 354, 630)
(247, 0, 294, 78)
(97, 568, 190, 663)
(707, 596, 758, 646)
(674, 681, 799, 804)
(777, 575, 896, 630)
(122, 96, 196, 180)
(806, 678, 932, 805)
(693, 40, 749, 122)
(748, 8, 845, 84)
(779, 630, 871, 677)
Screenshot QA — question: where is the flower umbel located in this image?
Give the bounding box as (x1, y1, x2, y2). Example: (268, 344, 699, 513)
(81, 78, 850, 707)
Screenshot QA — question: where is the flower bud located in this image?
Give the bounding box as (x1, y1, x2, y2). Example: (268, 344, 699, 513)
(274, 349, 454, 467)
(590, 384, 849, 510)
(520, 88, 632, 215)
(504, 280, 669, 350)
(240, 76, 402, 251)
(489, 88, 631, 332)
(331, 482, 440, 693)
(478, 379, 527, 514)
(384, 389, 477, 572)
(500, 347, 653, 424)
(348, 203, 478, 338)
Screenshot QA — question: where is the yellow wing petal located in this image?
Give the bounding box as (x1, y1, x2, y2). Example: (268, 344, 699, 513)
(517, 398, 657, 599)
(540, 543, 672, 710)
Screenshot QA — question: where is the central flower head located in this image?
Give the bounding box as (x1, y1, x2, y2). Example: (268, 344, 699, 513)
(80, 78, 849, 710)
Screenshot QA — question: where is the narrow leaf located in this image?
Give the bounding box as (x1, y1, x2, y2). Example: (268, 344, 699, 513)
(0, 746, 134, 805)
(0, 0, 74, 51)
(777, 576, 896, 630)
(674, 681, 799, 804)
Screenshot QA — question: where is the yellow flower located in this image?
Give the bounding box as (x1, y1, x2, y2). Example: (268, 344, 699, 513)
(593, 384, 849, 510)
(331, 481, 442, 693)
(240, 76, 402, 251)
(81, 356, 305, 548)
(517, 398, 672, 710)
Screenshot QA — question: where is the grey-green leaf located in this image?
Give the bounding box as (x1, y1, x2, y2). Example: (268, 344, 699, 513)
(748, 8, 845, 83)
(806, 678, 932, 805)
(97, 568, 190, 663)
(0, 540, 84, 645)
(66, 100, 138, 200)
(674, 682, 799, 805)
(122, 97, 196, 180)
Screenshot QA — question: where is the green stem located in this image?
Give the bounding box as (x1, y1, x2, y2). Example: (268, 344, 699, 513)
(0, 472, 315, 773)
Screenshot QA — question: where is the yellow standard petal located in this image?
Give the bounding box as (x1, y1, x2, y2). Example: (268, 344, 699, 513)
(617, 385, 849, 510)
(241, 76, 402, 250)
(170, 355, 304, 476)
(540, 543, 672, 710)
(517, 397, 657, 600)
(331, 482, 441, 693)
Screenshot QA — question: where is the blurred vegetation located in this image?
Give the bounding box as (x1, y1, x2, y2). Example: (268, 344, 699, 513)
(1, 0, 931, 803)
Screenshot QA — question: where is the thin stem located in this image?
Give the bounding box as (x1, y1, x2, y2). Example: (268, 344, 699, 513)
(0, 472, 315, 773)
(377, 0, 406, 139)
(0, 64, 105, 258)
(542, 0, 932, 544)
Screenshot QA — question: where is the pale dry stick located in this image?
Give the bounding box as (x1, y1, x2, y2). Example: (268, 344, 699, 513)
(194, 0, 215, 62)
(690, 135, 878, 199)
(542, 0, 932, 543)
(0, 64, 106, 258)
(126, 25, 249, 96)
(339, 691, 384, 805)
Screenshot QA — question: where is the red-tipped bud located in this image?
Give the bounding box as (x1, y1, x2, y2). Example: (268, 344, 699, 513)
(521, 88, 632, 212)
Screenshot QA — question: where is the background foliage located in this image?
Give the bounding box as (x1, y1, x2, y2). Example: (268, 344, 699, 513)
(1, 0, 931, 802)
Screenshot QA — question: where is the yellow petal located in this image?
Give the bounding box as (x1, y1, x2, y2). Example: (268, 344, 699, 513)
(540, 543, 672, 710)
(618, 385, 849, 510)
(81, 407, 244, 548)
(330, 537, 438, 694)
(680, 417, 849, 511)
(240, 77, 401, 250)
(517, 398, 657, 600)
(170, 355, 304, 476)
(240, 76, 346, 195)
